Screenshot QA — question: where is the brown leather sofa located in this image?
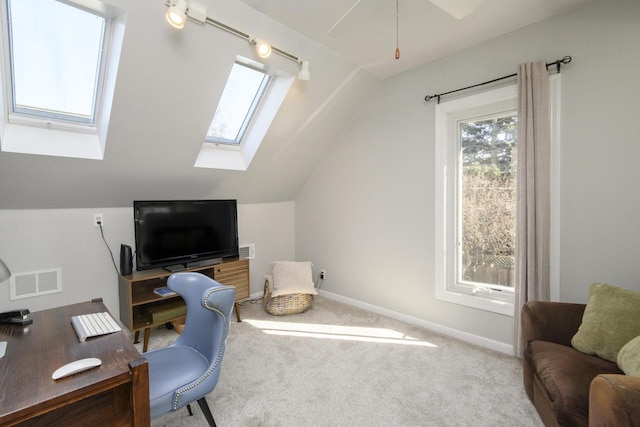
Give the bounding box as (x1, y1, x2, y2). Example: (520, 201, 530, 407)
(521, 301, 640, 427)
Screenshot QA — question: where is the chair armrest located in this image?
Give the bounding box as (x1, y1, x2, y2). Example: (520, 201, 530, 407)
(590, 374, 640, 427)
(521, 301, 586, 348)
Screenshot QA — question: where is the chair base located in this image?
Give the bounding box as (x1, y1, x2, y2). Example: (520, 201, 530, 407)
(198, 397, 217, 427)
(186, 397, 217, 427)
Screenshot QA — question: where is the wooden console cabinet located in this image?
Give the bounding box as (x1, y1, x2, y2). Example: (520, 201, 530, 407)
(118, 258, 249, 351)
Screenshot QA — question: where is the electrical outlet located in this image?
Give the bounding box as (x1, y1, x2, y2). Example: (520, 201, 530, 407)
(320, 269, 326, 280)
(93, 214, 104, 227)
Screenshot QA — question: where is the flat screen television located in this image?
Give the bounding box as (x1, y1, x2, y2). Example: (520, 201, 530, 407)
(133, 199, 239, 271)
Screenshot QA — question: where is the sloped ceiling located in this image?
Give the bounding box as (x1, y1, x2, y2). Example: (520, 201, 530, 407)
(0, 0, 379, 209)
(0, 0, 593, 209)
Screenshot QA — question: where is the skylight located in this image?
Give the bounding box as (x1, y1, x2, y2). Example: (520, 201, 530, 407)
(0, 0, 126, 160)
(7, 0, 106, 125)
(206, 61, 271, 145)
(194, 56, 295, 171)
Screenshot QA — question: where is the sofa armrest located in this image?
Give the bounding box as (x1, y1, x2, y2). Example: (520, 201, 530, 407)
(522, 301, 586, 349)
(590, 374, 640, 427)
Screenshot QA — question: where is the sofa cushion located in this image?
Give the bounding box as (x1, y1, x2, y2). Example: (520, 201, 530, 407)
(618, 335, 640, 377)
(525, 340, 622, 425)
(571, 283, 640, 362)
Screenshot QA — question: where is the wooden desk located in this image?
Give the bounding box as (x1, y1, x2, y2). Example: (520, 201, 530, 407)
(0, 300, 150, 426)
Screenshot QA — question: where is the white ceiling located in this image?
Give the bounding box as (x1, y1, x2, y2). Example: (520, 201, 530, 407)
(236, 0, 594, 79)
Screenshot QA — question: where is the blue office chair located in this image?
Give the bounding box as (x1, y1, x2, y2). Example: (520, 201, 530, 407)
(143, 272, 236, 427)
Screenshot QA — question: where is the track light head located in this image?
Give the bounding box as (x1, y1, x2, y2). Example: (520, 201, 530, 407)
(255, 39, 272, 58)
(298, 61, 311, 81)
(166, 0, 187, 29)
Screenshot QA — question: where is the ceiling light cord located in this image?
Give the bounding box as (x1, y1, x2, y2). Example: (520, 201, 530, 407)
(395, 0, 400, 60)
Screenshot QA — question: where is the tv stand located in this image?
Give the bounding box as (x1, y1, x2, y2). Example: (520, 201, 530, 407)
(118, 258, 249, 352)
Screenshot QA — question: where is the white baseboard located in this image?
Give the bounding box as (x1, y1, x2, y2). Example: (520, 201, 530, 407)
(317, 289, 515, 356)
(249, 291, 263, 300)
(250, 288, 514, 355)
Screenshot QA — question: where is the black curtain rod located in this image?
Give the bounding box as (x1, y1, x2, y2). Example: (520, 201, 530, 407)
(424, 56, 572, 104)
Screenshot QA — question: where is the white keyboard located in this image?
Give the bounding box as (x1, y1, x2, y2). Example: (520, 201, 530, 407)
(71, 312, 122, 342)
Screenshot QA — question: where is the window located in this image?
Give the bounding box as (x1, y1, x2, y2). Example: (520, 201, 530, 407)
(194, 56, 295, 171)
(7, 0, 106, 125)
(435, 78, 560, 315)
(0, 0, 126, 160)
(459, 113, 517, 295)
(206, 60, 271, 146)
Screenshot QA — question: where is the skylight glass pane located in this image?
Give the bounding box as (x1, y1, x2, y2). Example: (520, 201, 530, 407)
(8, 0, 105, 123)
(206, 63, 269, 144)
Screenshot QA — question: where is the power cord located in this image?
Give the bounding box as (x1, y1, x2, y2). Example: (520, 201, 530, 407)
(239, 297, 263, 306)
(315, 273, 324, 289)
(98, 222, 119, 275)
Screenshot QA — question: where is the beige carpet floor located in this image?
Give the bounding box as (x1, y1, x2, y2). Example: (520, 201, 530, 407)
(138, 295, 543, 427)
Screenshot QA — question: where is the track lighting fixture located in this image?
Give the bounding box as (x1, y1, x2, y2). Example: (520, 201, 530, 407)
(165, 0, 207, 28)
(255, 39, 272, 59)
(298, 61, 310, 81)
(164, 0, 310, 80)
(166, 0, 187, 29)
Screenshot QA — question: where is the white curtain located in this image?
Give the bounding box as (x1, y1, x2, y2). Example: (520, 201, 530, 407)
(514, 61, 551, 357)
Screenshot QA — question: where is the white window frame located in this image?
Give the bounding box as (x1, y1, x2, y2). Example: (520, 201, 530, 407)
(195, 56, 295, 171)
(205, 60, 272, 146)
(0, 0, 126, 160)
(7, 0, 107, 126)
(435, 76, 561, 316)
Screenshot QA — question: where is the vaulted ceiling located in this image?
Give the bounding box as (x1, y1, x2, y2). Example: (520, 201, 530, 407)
(236, 0, 594, 79)
(0, 0, 594, 209)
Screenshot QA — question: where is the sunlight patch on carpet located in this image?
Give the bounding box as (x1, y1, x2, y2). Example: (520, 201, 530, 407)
(244, 319, 438, 347)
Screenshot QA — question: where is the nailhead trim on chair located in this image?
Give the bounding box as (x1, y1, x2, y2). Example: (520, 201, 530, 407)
(172, 287, 232, 410)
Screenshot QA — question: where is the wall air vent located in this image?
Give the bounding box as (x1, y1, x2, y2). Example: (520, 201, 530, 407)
(10, 268, 62, 300)
(239, 243, 255, 260)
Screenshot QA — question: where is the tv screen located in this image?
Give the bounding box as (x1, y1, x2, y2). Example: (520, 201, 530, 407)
(134, 200, 239, 271)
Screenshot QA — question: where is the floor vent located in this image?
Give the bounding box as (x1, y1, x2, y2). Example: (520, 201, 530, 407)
(239, 243, 255, 259)
(10, 268, 62, 300)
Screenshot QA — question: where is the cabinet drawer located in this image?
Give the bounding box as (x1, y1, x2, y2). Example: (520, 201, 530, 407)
(214, 259, 249, 300)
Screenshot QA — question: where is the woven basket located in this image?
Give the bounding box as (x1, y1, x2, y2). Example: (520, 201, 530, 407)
(262, 278, 314, 316)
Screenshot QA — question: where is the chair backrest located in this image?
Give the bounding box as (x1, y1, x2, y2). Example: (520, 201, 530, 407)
(166, 272, 236, 407)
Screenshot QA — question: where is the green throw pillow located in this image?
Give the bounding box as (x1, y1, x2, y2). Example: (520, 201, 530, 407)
(618, 335, 640, 377)
(571, 283, 640, 362)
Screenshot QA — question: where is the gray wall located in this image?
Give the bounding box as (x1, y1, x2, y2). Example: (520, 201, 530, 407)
(295, 0, 640, 348)
(0, 202, 294, 317)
